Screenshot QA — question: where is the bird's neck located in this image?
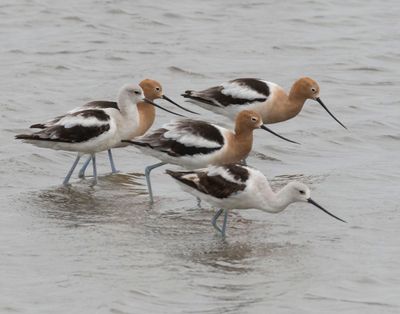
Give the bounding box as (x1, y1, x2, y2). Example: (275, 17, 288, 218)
(262, 86, 305, 124)
(136, 102, 156, 136)
(286, 83, 308, 117)
(214, 128, 254, 165)
(232, 127, 253, 159)
(234, 124, 254, 138)
(260, 184, 294, 213)
(117, 92, 138, 117)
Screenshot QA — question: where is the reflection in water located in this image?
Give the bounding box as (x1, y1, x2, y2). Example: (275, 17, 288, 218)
(186, 240, 255, 273)
(29, 172, 150, 224)
(159, 207, 306, 274)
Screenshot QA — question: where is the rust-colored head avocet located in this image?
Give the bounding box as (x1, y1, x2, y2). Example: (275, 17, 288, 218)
(182, 77, 347, 143)
(122, 110, 287, 203)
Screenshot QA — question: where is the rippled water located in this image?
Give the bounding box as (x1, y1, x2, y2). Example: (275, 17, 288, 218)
(1, 0, 400, 313)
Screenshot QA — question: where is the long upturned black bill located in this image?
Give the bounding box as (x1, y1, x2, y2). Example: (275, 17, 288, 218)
(316, 97, 347, 129)
(308, 198, 346, 223)
(260, 125, 300, 145)
(144, 98, 185, 117)
(162, 95, 199, 115)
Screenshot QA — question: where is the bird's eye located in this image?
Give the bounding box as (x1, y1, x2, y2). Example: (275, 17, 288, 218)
(134, 90, 141, 95)
(311, 88, 316, 92)
(155, 87, 161, 91)
(251, 117, 257, 122)
(299, 190, 305, 195)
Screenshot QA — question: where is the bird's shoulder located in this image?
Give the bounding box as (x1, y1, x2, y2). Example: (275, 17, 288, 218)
(162, 119, 226, 147)
(81, 100, 119, 111)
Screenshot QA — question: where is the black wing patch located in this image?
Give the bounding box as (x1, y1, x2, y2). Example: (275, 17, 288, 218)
(127, 130, 222, 157)
(210, 87, 264, 106)
(197, 172, 246, 198)
(29, 101, 118, 129)
(16, 124, 110, 143)
(70, 109, 110, 121)
(174, 119, 224, 146)
(125, 119, 224, 157)
(83, 101, 119, 111)
(183, 86, 261, 107)
(230, 78, 270, 97)
(17, 109, 111, 143)
(223, 164, 250, 182)
(182, 78, 269, 107)
(167, 168, 246, 199)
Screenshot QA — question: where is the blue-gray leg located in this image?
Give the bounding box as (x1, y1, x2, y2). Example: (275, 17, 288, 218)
(91, 153, 98, 186)
(211, 208, 228, 236)
(211, 208, 224, 231)
(78, 149, 117, 178)
(78, 156, 92, 178)
(107, 149, 118, 173)
(63, 154, 81, 186)
(221, 209, 228, 237)
(144, 162, 166, 204)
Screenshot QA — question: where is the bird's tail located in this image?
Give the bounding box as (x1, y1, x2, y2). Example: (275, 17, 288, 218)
(15, 134, 35, 140)
(30, 123, 46, 129)
(165, 169, 199, 189)
(165, 169, 183, 180)
(181, 90, 195, 98)
(181, 90, 214, 106)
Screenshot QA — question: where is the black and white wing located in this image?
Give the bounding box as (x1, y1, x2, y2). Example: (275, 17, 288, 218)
(17, 109, 111, 143)
(167, 164, 250, 199)
(124, 119, 226, 157)
(182, 78, 270, 107)
(30, 101, 118, 129)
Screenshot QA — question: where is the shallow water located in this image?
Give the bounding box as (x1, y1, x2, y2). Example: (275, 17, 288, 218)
(1, 0, 400, 313)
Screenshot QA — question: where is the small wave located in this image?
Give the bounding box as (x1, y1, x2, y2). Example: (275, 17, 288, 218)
(106, 56, 127, 61)
(128, 288, 156, 298)
(249, 151, 281, 162)
(360, 81, 393, 86)
(8, 49, 25, 54)
(240, 2, 267, 8)
(288, 18, 308, 23)
(137, 51, 155, 55)
(88, 40, 106, 44)
(278, 44, 318, 51)
(163, 12, 182, 19)
(339, 37, 357, 41)
(55, 65, 69, 70)
(35, 49, 95, 55)
(305, 293, 397, 308)
(168, 66, 208, 78)
(62, 16, 85, 22)
(143, 19, 167, 26)
(107, 8, 132, 15)
(379, 134, 400, 140)
(350, 67, 384, 72)
(40, 9, 53, 14)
